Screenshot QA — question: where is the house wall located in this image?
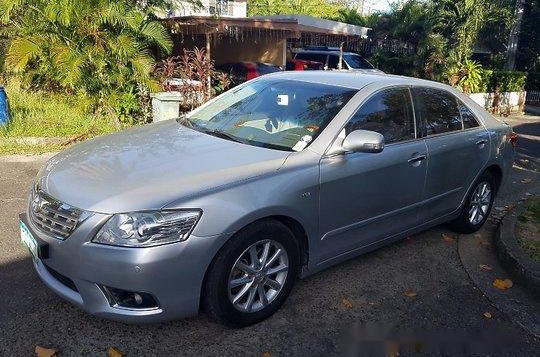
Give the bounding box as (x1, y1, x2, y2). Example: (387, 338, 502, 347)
(211, 37, 287, 66)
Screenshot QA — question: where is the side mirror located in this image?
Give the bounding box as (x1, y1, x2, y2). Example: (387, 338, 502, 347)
(342, 130, 385, 153)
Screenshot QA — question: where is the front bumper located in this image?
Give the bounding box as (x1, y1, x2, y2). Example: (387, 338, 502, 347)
(20, 212, 228, 323)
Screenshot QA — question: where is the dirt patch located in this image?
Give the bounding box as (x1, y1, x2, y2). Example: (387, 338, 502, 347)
(516, 196, 540, 263)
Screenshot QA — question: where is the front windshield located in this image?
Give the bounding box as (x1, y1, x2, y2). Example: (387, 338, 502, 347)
(184, 79, 357, 151)
(343, 54, 375, 69)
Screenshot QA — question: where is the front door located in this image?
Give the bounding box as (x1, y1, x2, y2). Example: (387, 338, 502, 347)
(318, 87, 427, 262)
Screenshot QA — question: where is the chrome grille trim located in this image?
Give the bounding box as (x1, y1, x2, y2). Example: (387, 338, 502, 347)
(29, 189, 83, 240)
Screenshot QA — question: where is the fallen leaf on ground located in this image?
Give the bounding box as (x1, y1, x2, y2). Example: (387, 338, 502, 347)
(479, 264, 493, 271)
(404, 290, 417, 298)
(441, 233, 455, 242)
(521, 178, 532, 184)
(261, 352, 272, 357)
(108, 347, 125, 357)
(525, 192, 532, 196)
(483, 312, 492, 319)
(342, 297, 353, 309)
(494, 207, 506, 212)
(35, 346, 58, 357)
(493, 278, 513, 290)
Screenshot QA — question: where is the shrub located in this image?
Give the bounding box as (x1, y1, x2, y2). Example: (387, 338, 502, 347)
(469, 69, 527, 93)
(491, 71, 527, 92)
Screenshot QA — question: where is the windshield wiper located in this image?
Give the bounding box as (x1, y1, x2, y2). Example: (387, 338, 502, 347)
(176, 114, 195, 128)
(206, 129, 245, 144)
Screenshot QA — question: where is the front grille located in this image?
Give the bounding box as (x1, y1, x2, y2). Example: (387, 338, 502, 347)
(29, 189, 83, 239)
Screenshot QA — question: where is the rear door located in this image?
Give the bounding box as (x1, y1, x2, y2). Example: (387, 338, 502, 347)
(412, 87, 490, 222)
(318, 87, 427, 261)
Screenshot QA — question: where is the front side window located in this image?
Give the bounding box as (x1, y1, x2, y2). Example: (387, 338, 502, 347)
(345, 88, 415, 144)
(185, 79, 357, 151)
(458, 101, 480, 129)
(412, 87, 462, 136)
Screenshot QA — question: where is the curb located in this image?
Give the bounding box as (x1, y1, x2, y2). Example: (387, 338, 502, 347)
(495, 203, 540, 298)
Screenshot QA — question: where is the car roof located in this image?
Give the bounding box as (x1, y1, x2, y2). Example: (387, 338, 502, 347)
(296, 50, 359, 56)
(264, 70, 452, 91)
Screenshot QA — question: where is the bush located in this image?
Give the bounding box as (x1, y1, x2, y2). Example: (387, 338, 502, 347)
(473, 70, 527, 93)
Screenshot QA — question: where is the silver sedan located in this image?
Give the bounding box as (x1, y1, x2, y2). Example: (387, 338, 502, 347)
(20, 71, 515, 327)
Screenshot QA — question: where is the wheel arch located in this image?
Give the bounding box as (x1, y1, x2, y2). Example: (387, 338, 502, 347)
(199, 214, 310, 312)
(484, 164, 503, 193)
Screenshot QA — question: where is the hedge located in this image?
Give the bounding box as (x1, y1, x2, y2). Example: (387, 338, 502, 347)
(477, 70, 527, 93)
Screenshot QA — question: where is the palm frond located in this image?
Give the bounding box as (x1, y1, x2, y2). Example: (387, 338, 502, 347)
(6, 35, 43, 71)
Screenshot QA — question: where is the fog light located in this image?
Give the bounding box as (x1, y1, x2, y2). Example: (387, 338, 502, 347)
(100, 286, 159, 309)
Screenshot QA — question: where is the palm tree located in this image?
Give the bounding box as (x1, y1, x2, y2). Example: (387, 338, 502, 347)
(1, 0, 172, 101)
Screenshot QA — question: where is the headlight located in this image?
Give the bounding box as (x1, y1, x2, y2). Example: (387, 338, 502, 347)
(93, 210, 201, 247)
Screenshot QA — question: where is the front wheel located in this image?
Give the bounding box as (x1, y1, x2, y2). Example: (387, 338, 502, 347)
(450, 172, 496, 234)
(202, 220, 300, 327)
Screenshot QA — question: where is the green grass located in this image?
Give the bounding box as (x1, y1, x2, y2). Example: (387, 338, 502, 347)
(517, 197, 540, 262)
(0, 80, 119, 154)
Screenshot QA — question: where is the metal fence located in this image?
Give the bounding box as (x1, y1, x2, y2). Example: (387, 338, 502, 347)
(526, 90, 540, 104)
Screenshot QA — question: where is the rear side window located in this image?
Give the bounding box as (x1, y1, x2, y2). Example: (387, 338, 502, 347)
(412, 87, 462, 136)
(345, 88, 415, 144)
(458, 101, 480, 129)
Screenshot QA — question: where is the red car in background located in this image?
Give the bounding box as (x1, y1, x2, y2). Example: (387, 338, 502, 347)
(286, 59, 324, 71)
(216, 62, 283, 86)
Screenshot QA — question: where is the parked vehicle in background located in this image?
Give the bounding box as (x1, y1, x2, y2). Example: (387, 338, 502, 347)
(216, 62, 282, 86)
(294, 46, 381, 72)
(21, 71, 514, 328)
(286, 59, 324, 71)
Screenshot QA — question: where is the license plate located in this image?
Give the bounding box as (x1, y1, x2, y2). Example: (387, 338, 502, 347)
(20, 221, 38, 260)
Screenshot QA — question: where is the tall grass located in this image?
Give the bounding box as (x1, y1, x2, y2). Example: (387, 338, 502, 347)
(0, 79, 117, 138)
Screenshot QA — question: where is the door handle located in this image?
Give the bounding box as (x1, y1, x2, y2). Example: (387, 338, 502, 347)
(408, 154, 426, 164)
(475, 139, 488, 147)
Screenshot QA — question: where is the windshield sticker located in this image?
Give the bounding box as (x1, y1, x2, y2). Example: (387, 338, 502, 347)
(292, 135, 313, 152)
(277, 94, 289, 106)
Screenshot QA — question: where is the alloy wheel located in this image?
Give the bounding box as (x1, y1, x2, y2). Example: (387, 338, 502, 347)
(228, 239, 289, 313)
(468, 181, 492, 225)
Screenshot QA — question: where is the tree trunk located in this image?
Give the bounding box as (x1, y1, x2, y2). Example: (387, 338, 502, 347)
(505, 0, 527, 70)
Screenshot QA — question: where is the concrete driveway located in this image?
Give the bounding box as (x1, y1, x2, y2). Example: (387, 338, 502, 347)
(1, 115, 539, 356)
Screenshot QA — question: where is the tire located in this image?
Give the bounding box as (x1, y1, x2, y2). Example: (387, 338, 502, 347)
(450, 171, 496, 234)
(202, 219, 300, 327)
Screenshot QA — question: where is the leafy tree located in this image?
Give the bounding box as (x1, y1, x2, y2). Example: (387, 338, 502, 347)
(0, 0, 173, 123)
(248, 0, 341, 18)
(516, 0, 540, 71)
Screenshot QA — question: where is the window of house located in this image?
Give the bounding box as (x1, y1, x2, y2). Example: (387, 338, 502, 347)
(345, 88, 415, 144)
(412, 87, 462, 135)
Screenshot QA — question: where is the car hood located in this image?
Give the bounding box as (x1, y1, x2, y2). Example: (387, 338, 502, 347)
(38, 120, 291, 213)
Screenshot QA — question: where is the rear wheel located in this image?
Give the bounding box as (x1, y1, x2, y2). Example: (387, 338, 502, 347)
(450, 171, 496, 234)
(203, 220, 300, 327)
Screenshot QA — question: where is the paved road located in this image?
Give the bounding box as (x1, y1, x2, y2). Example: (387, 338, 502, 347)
(0, 115, 539, 356)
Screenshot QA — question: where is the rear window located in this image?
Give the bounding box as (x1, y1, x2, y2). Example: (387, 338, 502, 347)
(412, 87, 462, 136)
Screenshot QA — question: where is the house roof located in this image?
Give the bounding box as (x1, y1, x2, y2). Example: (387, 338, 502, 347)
(160, 15, 370, 38)
(252, 15, 370, 38)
